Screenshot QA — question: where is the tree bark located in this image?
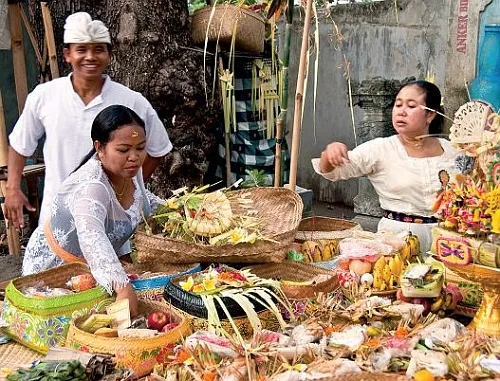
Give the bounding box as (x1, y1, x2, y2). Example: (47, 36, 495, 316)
(26, 0, 219, 197)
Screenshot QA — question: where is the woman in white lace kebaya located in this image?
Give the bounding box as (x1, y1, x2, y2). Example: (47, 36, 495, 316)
(313, 81, 460, 252)
(23, 105, 164, 315)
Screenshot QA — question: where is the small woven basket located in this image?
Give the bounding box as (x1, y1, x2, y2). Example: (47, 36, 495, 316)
(164, 269, 269, 319)
(295, 216, 361, 241)
(1, 263, 111, 354)
(65, 300, 190, 377)
(135, 187, 303, 264)
(191, 4, 265, 53)
(123, 263, 202, 301)
(244, 261, 339, 300)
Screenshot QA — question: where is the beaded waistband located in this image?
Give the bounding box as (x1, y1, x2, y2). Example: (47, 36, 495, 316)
(383, 210, 438, 224)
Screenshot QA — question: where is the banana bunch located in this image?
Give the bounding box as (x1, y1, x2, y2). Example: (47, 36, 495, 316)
(399, 232, 421, 263)
(372, 254, 405, 291)
(301, 240, 339, 262)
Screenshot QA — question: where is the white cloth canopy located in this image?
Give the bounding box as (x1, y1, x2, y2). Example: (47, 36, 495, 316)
(64, 12, 111, 44)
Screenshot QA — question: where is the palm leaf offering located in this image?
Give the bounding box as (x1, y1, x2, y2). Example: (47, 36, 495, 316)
(148, 185, 272, 245)
(175, 265, 293, 340)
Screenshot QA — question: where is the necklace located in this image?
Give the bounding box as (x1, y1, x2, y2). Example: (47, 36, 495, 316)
(399, 135, 425, 149)
(110, 180, 128, 201)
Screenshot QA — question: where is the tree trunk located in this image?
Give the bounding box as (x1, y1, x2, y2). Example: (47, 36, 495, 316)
(26, 0, 219, 197)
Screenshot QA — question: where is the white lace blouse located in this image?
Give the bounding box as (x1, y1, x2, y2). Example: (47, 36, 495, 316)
(22, 156, 163, 294)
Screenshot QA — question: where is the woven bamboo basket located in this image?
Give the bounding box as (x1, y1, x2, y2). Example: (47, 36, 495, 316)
(191, 4, 265, 53)
(1, 263, 111, 354)
(65, 300, 190, 377)
(244, 261, 339, 300)
(135, 187, 303, 264)
(296, 216, 361, 241)
(123, 262, 201, 301)
(164, 269, 269, 319)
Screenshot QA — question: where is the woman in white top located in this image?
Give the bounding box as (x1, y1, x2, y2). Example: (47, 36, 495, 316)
(23, 105, 164, 315)
(312, 81, 459, 252)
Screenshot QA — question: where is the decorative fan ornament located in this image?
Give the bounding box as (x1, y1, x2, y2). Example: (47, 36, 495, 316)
(450, 101, 492, 148)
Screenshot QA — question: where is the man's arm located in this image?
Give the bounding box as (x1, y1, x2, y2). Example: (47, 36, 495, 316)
(142, 154, 162, 181)
(5, 147, 35, 230)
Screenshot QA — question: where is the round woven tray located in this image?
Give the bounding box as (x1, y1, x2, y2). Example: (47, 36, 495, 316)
(191, 4, 266, 53)
(295, 216, 361, 241)
(135, 187, 303, 264)
(0, 342, 42, 371)
(244, 261, 339, 300)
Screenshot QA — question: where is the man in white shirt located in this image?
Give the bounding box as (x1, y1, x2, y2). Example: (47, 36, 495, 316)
(6, 12, 172, 230)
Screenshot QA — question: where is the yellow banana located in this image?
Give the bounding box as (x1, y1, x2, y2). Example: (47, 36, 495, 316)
(431, 295, 445, 313)
(388, 257, 395, 274)
(373, 268, 383, 289)
(373, 256, 386, 273)
(393, 254, 402, 277)
(388, 275, 394, 289)
(383, 263, 392, 283)
(379, 280, 387, 291)
(405, 232, 421, 260)
(400, 244, 411, 264)
(322, 244, 332, 261)
(313, 246, 323, 262)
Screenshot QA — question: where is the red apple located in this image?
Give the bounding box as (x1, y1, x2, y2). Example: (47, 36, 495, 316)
(161, 322, 179, 333)
(147, 311, 169, 331)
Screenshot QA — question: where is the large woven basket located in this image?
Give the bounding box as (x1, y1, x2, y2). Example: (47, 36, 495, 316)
(191, 4, 265, 53)
(1, 263, 111, 354)
(296, 216, 361, 241)
(244, 261, 339, 300)
(135, 187, 303, 264)
(65, 300, 190, 377)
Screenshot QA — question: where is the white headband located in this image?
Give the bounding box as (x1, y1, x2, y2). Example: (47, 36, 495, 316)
(63, 12, 111, 44)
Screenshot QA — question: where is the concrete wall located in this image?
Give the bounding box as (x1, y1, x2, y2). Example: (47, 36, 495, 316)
(283, 0, 499, 205)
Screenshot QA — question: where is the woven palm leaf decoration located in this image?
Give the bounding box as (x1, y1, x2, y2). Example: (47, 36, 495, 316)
(450, 101, 490, 146)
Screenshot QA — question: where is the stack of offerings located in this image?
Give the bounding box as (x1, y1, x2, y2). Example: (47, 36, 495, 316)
(134, 187, 303, 264)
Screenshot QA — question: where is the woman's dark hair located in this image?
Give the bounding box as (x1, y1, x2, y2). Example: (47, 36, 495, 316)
(73, 105, 146, 172)
(400, 80, 444, 135)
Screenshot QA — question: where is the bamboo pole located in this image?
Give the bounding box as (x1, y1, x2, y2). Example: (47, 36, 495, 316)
(41, 2, 59, 79)
(288, 0, 312, 191)
(274, 117, 283, 187)
(218, 57, 232, 187)
(8, 2, 28, 113)
(0, 91, 21, 255)
(274, 0, 295, 186)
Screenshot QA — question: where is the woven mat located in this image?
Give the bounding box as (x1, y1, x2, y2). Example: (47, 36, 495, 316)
(0, 342, 42, 375)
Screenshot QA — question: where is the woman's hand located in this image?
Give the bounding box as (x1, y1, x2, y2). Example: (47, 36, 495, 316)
(115, 283, 139, 317)
(319, 142, 349, 172)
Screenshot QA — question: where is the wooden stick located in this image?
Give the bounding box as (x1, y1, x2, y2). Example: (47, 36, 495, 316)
(274, 117, 283, 187)
(41, 2, 59, 79)
(0, 91, 21, 255)
(219, 57, 232, 187)
(20, 6, 43, 66)
(8, 2, 28, 113)
(40, 36, 48, 83)
(288, 0, 313, 191)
